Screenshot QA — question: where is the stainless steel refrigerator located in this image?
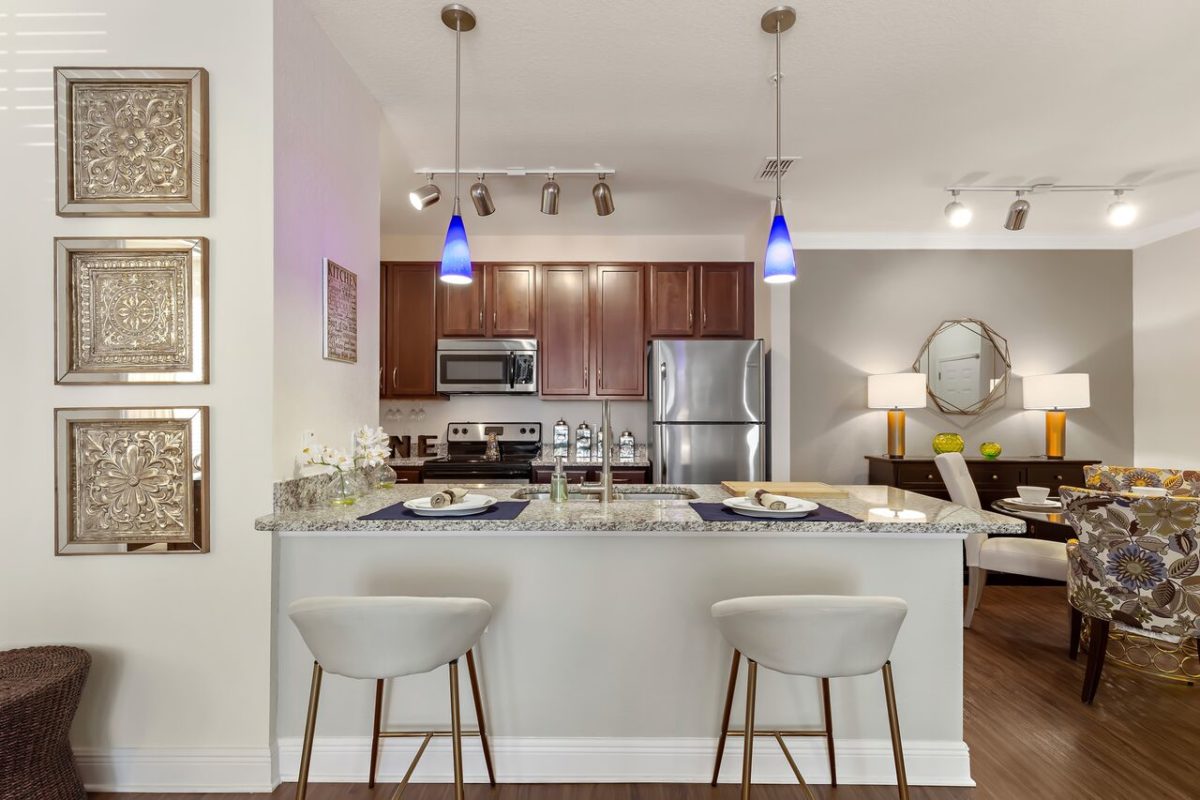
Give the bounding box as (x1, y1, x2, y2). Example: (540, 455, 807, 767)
(648, 339, 767, 484)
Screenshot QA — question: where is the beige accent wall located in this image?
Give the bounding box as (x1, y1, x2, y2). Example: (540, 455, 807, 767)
(1133, 227, 1200, 468)
(788, 250, 1134, 483)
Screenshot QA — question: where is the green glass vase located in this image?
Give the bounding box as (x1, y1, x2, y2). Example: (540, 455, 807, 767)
(979, 442, 1003, 460)
(932, 432, 965, 455)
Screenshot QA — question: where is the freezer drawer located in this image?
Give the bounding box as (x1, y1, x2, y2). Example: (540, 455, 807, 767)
(653, 423, 765, 484)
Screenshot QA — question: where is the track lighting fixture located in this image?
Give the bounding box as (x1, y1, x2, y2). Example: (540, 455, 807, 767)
(593, 175, 615, 216)
(409, 176, 441, 211)
(438, 3, 476, 285)
(470, 174, 495, 216)
(1004, 192, 1030, 231)
(760, 5, 798, 284)
(943, 190, 972, 228)
(540, 174, 560, 215)
(1106, 190, 1136, 227)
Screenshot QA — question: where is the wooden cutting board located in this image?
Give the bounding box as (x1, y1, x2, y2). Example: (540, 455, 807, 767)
(721, 481, 849, 499)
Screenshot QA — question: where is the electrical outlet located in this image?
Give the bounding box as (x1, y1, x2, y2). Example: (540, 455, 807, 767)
(300, 430, 317, 448)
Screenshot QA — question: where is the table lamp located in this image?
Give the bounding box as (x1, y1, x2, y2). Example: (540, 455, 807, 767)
(1023, 373, 1090, 459)
(868, 373, 928, 458)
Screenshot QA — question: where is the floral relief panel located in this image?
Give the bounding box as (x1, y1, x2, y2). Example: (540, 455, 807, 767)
(55, 408, 208, 555)
(55, 237, 207, 384)
(55, 68, 208, 216)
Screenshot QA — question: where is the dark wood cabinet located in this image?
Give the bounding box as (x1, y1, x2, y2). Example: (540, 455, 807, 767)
(488, 264, 538, 337)
(648, 263, 695, 337)
(648, 262, 753, 339)
(437, 262, 486, 337)
(539, 265, 592, 396)
(593, 264, 646, 397)
(390, 466, 423, 484)
(531, 466, 650, 484)
(380, 262, 438, 398)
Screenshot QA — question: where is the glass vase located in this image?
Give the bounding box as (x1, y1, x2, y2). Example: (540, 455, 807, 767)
(324, 471, 359, 506)
(370, 462, 397, 489)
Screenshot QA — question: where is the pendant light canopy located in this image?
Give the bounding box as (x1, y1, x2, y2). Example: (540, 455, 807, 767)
(760, 6, 797, 284)
(439, 4, 476, 284)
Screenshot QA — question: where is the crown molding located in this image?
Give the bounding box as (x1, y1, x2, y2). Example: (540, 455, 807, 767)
(1124, 210, 1200, 249)
(789, 231, 1135, 250)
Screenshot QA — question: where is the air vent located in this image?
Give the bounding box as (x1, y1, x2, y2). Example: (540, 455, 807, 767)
(755, 157, 800, 182)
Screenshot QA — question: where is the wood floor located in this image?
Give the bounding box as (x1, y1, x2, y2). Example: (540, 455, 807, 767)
(91, 587, 1200, 800)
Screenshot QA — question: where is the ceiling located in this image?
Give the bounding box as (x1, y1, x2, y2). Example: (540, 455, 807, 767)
(303, 0, 1200, 242)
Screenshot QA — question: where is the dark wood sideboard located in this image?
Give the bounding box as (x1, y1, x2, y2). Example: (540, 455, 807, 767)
(866, 455, 1100, 541)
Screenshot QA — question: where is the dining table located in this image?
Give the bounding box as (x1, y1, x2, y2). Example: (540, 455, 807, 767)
(990, 497, 1075, 541)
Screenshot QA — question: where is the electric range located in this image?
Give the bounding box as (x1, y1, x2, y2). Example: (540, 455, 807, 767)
(420, 422, 541, 484)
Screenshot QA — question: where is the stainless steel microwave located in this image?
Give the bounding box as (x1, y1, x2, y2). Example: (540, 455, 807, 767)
(436, 339, 538, 394)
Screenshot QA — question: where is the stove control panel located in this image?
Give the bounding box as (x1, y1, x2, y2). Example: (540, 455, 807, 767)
(445, 422, 542, 443)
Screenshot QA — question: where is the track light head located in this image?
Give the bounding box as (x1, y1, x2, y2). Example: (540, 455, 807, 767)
(470, 175, 495, 216)
(944, 191, 972, 228)
(540, 175, 560, 215)
(1005, 192, 1030, 231)
(1106, 190, 1136, 227)
(409, 177, 441, 211)
(592, 175, 614, 216)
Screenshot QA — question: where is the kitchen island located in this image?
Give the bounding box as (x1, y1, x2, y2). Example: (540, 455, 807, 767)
(258, 484, 1022, 789)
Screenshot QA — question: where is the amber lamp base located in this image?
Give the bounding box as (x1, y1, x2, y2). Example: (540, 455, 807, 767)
(886, 409, 906, 459)
(1045, 410, 1067, 459)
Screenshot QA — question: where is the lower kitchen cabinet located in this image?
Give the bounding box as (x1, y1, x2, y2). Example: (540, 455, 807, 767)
(531, 466, 650, 484)
(380, 262, 438, 398)
(390, 466, 423, 484)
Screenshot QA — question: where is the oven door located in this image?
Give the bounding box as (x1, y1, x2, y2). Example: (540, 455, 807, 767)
(436, 339, 538, 394)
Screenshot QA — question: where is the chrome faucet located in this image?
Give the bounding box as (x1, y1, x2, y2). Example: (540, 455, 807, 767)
(580, 400, 616, 502)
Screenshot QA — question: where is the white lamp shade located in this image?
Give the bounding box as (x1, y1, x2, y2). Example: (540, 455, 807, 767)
(1023, 373, 1090, 410)
(867, 373, 927, 409)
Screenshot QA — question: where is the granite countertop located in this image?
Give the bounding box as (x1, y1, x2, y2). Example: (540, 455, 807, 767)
(530, 444, 651, 468)
(256, 483, 1023, 538)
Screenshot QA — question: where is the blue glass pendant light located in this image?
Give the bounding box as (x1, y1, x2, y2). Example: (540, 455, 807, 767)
(439, 4, 477, 285)
(761, 6, 797, 284)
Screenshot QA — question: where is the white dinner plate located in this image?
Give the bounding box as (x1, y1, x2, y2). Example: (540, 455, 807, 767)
(1001, 497, 1062, 511)
(404, 494, 497, 517)
(722, 496, 819, 519)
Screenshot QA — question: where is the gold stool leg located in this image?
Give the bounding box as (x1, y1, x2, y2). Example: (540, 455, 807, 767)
(449, 659, 465, 800)
(711, 649, 741, 785)
(881, 661, 910, 800)
(821, 677, 837, 786)
(740, 659, 758, 800)
(369, 678, 384, 788)
(465, 648, 496, 786)
(296, 662, 323, 800)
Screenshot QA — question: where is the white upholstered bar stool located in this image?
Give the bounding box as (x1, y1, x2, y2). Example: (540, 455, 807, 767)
(710, 595, 910, 800)
(934, 452, 1068, 627)
(288, 596, 495, 800)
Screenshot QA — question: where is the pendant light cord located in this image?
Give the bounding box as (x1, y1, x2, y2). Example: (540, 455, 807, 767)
(454, 19, 462, 213)
(775, 19, 782, 210)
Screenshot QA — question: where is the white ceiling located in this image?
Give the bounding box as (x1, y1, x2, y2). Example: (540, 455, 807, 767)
(303, 0, 1200, 242)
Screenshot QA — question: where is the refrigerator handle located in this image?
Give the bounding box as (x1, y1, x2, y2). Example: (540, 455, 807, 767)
(656, 425, 667, 484)
(658, 361, 667, 420)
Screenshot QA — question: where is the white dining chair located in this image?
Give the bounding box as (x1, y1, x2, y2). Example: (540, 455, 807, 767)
(934, 452, 1068, 627)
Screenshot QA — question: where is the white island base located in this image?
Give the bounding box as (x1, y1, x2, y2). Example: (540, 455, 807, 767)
(266, 485, 1018, 789)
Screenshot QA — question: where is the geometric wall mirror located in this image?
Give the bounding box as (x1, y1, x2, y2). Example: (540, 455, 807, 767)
(55, 237, 207, 384)
(913, 318, 1011, 415)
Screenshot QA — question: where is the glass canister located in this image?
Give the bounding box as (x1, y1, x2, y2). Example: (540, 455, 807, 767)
(575, 422, 592, 460)
(619, 430, 636, 460)
(552, 418, 570, 458)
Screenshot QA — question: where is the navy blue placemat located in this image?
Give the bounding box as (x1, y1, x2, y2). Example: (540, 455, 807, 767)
(359, 500, 529, 521)
(689, 502, 861, 523)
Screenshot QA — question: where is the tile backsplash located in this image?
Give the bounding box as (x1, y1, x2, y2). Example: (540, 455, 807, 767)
(381, 396, 650, 445)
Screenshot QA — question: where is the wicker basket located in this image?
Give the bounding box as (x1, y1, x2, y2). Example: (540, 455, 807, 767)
(0, 646, 91, 800)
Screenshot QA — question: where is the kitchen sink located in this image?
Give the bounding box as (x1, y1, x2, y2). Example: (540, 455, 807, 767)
(511, 487, 699, 502)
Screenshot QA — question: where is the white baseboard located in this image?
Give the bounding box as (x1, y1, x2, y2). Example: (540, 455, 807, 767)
(75, 746, 276, 793)
(276, 735, 974, 787)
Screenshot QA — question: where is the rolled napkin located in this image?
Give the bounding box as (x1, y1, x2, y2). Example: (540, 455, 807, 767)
(745, 488, 788, 511)
(429, 487, 470, 508)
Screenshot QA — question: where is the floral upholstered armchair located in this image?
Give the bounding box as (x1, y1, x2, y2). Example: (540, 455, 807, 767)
(1084, 464, 1200, 497)
(1060, 486, 1200, 703)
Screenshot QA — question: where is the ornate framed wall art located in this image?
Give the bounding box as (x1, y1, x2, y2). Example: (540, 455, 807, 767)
(54, 67, 208, 216)
(55, 237, 208, 384)
(55, 407, 209, 555)
(322, 258, 358, 363)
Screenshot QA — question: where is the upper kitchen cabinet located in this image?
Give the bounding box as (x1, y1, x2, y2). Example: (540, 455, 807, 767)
(487, 264, 538, 337)
(380, 262, 438, 398)
(437, 262, 486, 337)
(592, 264, 646, 396)
(648, 262, 754, 339)
(539, 264, 591, 396)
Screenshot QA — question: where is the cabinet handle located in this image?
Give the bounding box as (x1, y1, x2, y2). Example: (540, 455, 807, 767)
(584, 365, 589, 386)
(392, 367, 398, 389)
(992, 474, 999, 480)
(479, 309, 483, 328)
(493, 311, 497, 329)
(703, 310, 708, 327)
(688, 308, 693, 327)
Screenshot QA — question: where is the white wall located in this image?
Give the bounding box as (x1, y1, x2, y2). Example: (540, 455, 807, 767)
(1133, 227, 1200, 468)
(0, 0, 276, 790)
(274, 0, 382, 476)
(787, 250, 1135, 483)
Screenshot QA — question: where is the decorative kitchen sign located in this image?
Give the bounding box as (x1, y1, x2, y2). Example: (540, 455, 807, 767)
(55, 237, 208, 384)
(322, 258, 358, 363)
(54, 67, 208, 216)
(54, 407, 209, 555)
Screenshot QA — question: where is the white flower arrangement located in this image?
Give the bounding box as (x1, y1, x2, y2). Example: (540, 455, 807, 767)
(302, 444, 355, 473)
(353, 424, 391, 468)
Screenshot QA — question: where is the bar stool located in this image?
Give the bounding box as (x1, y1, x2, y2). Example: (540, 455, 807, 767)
(709, 595, 910, 800)
(288, 596, 496, 800)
